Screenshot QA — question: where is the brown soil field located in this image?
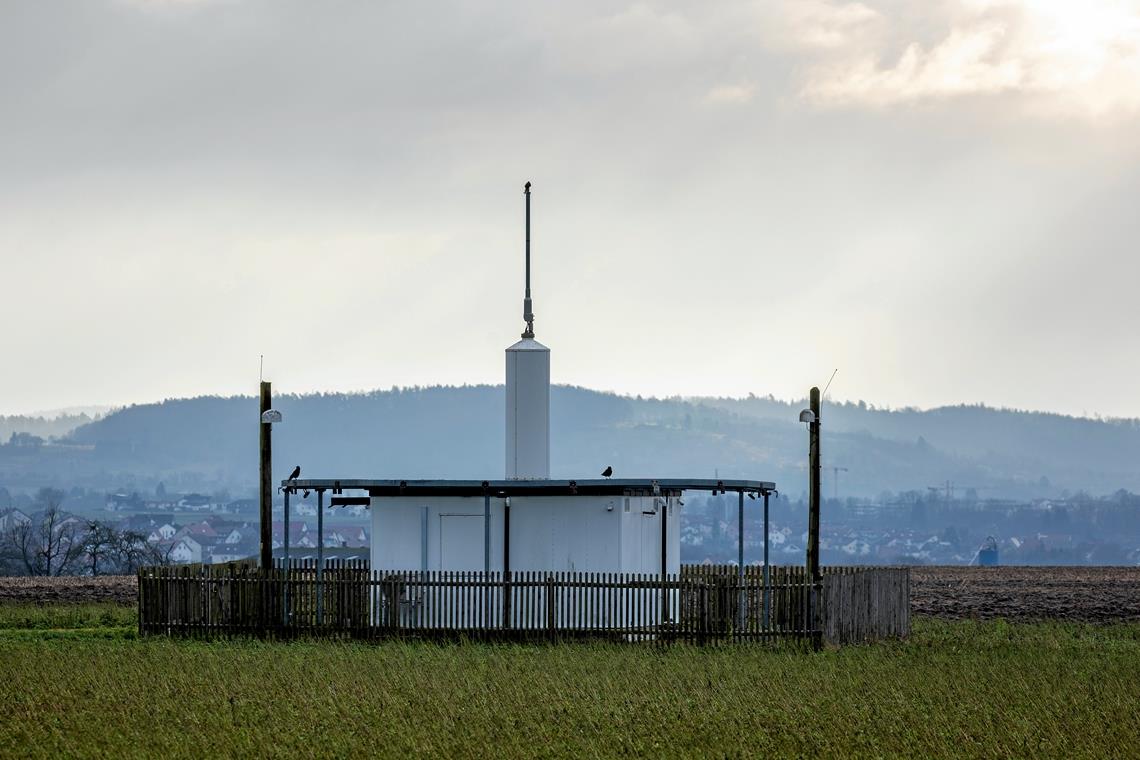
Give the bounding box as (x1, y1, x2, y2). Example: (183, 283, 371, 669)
(2, 567, 1139, 622)
(911, 566, 1140, 622)
(0, 575, 136, 605)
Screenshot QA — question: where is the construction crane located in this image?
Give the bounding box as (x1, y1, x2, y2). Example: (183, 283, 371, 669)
(926, 481, 985, 503)
(927, 480, 955, 503)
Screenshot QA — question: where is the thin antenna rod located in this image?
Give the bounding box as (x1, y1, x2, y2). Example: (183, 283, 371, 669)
(522, 181, 535, 339)
(259, 354, 264, 383)
(822, 368, 838, 401)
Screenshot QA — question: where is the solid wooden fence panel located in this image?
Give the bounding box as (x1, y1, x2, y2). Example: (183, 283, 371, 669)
(820, 567, 910, 645)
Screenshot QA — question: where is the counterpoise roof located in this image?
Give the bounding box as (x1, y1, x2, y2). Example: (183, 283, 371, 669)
(283, 478, 777, 497)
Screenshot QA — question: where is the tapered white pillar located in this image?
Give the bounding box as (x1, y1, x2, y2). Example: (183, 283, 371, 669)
(506, 338, 550, 479)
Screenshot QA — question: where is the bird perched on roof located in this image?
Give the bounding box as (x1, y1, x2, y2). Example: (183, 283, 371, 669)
(601, 466, 612, 479)
(288, 465, 301, 481)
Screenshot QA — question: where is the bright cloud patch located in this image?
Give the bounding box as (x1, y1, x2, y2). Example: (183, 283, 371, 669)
(792, 0, 1140, 118)
(704, 82, 756, 104)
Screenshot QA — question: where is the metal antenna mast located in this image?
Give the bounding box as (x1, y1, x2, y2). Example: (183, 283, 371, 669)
(522, 181, 535, 339)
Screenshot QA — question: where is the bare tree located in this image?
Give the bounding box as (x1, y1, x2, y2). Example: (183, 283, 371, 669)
(82, 520, 119, 576)
(76, 520, 174, 575)
(114, 528, 173, 572)
(2, 488, 85, 576)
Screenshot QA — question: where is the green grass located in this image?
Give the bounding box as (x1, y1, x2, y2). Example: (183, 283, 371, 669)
(0, 605, 1138, 758)
(0, 602, 135, 635)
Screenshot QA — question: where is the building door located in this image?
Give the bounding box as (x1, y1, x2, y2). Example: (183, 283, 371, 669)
(439, 514, 485, 571)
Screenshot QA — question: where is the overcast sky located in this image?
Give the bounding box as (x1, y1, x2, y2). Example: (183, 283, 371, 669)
(2, 0, 1139, 418)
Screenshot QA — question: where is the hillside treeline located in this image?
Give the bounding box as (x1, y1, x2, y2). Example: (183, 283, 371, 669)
(0, 385, 1137, 498)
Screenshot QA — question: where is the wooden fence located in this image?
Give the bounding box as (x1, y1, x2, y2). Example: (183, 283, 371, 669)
(820, 567, 910, 644)
(137, 562, 908, 646)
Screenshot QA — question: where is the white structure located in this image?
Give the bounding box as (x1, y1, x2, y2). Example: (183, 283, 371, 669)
(369, 486, 681, 575)
(505, 181, 550, 480)
(505, 337, 549, 479)
(280, 184, 775, 629)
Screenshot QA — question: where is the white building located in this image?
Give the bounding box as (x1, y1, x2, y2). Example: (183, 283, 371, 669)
(280, 184, 775, 625)
(368, 482, 686, 576)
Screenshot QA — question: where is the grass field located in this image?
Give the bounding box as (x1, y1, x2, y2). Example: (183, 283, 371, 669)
(1, 604, 1138, 759)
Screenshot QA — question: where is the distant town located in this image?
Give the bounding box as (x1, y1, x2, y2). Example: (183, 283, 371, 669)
(3, 485, 1138, 575)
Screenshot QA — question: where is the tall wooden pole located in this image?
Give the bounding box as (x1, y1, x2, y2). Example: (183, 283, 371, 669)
(660, 495, 668, 622)
(808, 386, 822, 647)
(259, 381, 272, 570)
(808, 386, 821, 582)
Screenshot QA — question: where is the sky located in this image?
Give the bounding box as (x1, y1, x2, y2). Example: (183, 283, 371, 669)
(2, 0, 1139, 418)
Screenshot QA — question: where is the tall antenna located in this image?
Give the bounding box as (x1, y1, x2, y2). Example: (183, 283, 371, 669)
(522, 181, 535, 339)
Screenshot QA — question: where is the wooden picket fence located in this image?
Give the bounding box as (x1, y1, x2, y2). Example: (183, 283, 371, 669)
(137, 562, 908, 646)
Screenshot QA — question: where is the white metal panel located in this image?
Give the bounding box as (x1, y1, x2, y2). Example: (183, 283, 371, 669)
(488, 495, 623, 572)
(372, 494, 676, 574)
(440, 514, 486, 570)
(372, 496, 493, 571)
(370, 502, 422, 571)
(505, 338, 550, 479)
(370, 493, 681, 628)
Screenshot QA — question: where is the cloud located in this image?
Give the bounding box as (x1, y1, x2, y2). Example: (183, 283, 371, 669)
(704, 82, 756, 104)
(788, 0, 1140, 118)
(2, 0, 1140, 416)
(766, 1, 881, 51)
(802, 22, 1023, 105)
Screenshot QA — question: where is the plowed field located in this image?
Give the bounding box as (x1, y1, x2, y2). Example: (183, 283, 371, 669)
(0, 575, 136, 605)
(911, 566, 1140, 622)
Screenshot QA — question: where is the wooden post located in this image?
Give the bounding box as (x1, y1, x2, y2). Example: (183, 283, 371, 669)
(317, 489, 324, 626)
(808, 386, 822, 647)
(283, 488, 290, 627)
(259, 381, 272, 570)
(660, 494, 668, 623)
(546, 573, 556, 643)
(762, 490, 770, 629)
(503, 497, 511, 628)
(483, 492, 490, 574)
(737, 489, 744, 631)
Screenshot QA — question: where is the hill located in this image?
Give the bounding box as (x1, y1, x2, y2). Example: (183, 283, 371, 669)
(0, 385, 1137, 498)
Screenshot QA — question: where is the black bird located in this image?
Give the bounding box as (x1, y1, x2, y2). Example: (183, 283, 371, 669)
(288, 465, 301, 481)
(601, 466, 613, 479)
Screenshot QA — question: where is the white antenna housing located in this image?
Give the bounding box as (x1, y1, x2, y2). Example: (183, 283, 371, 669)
(506, 337, 550, 479)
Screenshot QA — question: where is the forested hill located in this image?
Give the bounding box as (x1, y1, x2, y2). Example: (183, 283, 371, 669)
(1, 385, 1137, 498)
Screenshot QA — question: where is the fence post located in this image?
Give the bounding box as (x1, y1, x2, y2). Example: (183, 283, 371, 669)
(387, 574, 399, 636)
(137, 568, 144, 637)
(546, 574, 556, 643)
(698, 582, 708, 646)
